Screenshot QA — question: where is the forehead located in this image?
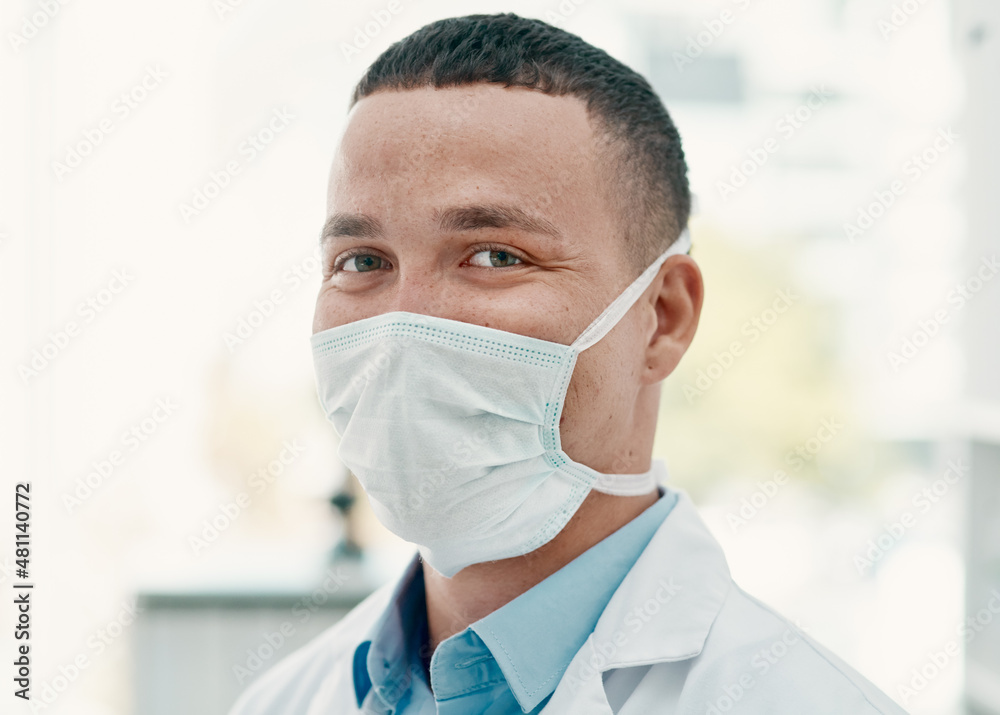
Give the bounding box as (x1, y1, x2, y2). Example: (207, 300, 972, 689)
(329, 84, 612, 227)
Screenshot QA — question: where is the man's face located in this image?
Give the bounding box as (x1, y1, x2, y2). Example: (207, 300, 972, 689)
(315, 84, 662, 472)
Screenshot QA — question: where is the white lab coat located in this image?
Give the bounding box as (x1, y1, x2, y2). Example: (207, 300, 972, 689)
(229, 491, 909, 714)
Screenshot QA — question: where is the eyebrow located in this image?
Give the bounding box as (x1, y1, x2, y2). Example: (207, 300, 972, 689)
(320, 213, 382, 241)
(319, 203, 562, 243)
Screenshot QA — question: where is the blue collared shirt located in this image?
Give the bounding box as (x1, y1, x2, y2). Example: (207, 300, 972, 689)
(353, 488, 678, 713)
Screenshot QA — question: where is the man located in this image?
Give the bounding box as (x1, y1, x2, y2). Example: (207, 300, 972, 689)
(231, 13, 907, 714)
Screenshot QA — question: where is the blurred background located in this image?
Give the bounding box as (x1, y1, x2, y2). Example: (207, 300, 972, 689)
(2, 0, 997, 713)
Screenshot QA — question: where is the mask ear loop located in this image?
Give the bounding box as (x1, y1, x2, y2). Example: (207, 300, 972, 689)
(593, 459, 668, 496)
(570, 229, 692, 352)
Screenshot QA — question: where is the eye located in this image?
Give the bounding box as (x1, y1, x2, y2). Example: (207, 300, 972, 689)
(338, 252, 385, 272)
(468, 247, 523, 268)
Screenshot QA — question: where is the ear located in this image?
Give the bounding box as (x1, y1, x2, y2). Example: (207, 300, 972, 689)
(641, 255, 704, 384)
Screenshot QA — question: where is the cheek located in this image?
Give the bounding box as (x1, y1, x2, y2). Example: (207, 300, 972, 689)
(559, 333, 640, 435)
(556, 306, 649, 470)
(557, 352, 627, 469)
(312, 294, 330, 334)
(312, 287, 359, 333)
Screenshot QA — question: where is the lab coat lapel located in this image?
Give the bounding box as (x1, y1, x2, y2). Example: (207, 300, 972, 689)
(544, 490, 731, 712)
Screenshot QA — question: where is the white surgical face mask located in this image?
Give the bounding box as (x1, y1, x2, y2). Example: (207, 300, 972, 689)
(311, 230, 691, 577)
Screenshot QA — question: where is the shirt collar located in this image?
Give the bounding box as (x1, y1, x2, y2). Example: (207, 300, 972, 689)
(351, 556, 423, 709)
(470, 488, 678, 712)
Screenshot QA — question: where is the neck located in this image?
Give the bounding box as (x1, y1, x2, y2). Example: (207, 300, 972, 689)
(422, 488, 659, 651)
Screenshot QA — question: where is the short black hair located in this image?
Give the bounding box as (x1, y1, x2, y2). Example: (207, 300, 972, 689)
(350, 12, 691, 270)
